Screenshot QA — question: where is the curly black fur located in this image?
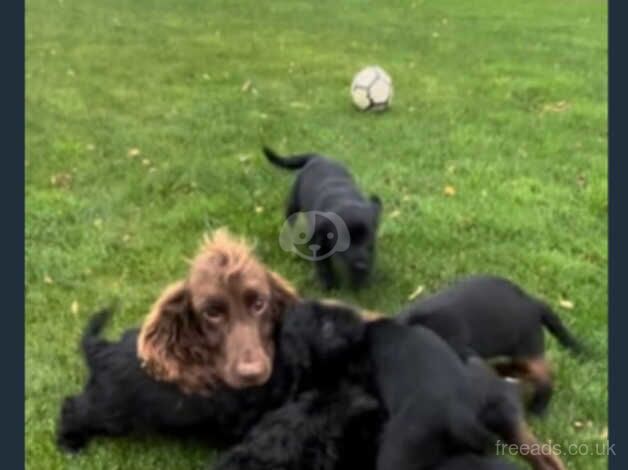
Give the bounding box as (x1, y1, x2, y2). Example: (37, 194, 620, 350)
(56, 309, 289, 453)
(213, 385, 380, 470)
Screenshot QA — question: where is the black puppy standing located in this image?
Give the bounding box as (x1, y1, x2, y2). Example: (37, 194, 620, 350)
(397, 275, 584, 414)
(264, 147, 381, 289)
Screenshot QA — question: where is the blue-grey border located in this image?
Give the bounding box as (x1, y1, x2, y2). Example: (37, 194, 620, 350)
(2, 0, 25, 467)
(609, 0, 624, 468)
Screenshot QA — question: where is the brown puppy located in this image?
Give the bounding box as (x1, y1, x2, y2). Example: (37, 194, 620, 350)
(138, 228, 298, 394)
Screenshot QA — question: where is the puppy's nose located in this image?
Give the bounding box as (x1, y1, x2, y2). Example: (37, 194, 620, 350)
(235, 357, 268, 384)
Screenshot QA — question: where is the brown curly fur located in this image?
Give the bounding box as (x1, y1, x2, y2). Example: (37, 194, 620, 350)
(137, 228, 298, 395)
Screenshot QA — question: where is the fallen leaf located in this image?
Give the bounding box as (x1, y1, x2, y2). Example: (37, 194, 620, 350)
(289, 102, 311, 109)
(50, 172, 72, 189)
(127, 148, 141, 158)
(576, 175, 587, 188)
(238, 154, 251, 163)
(141, 158, 151, 166)
(444, 185, 456, 197)
(408, 285, 425, 300)
(573, 420, 584, 430)
(241, 79, 252, 92)
(71, 301, 80, 315)
(43, 274, 54, 285)
(390, 209, 401, 218)
(559, 299, 574, 310)
(255, 206, 264, 214)
(541, 100, 570, 114)
(202, 73, 211, 81)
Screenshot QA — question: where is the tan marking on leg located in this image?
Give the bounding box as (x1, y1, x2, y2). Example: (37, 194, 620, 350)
(511, 422, 566, 470)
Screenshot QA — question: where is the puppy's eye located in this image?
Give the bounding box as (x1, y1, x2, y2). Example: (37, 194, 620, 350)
(251, 296, 267, 314)
(205, 309, 223, 320)
(204, 302, 227, 322)
(244, 290, 268, 315)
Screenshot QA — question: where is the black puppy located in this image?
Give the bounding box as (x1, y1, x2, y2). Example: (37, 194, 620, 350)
(264, 147, 381, 289)
(57, 310, 289, 452)
(215, 300, 565, 470)
(397, 275, 584, 414)
(367, 320, 496, 470)
(57, 303, 374, 454)
(212, 385, 380, 470)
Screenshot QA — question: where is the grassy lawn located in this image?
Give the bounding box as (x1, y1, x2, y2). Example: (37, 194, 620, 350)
(26, 0, 607, 468)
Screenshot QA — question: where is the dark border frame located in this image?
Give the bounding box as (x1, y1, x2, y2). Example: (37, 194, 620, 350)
(609, 1, 625, 469)
(2, 0, 25, 467)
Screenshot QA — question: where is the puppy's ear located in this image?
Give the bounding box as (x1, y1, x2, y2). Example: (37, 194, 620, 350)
(268, 270, 299, 317)
(137, 281, 212, 391)
(370, 195, 382, 225)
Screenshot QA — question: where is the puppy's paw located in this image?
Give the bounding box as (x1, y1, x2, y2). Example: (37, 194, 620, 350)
(56, 397, 89, 453)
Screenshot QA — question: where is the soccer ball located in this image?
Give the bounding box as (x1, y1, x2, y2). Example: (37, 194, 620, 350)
(350, 66, 393, 111)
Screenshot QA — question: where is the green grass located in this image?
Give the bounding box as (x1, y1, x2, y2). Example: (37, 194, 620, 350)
(26, 0, 607, 468)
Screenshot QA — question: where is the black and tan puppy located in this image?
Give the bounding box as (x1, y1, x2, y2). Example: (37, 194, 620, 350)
(366, 320, 495, 470)
(397, 275, 584, 414)
(264, 146, 381, 289)
(464, 357, 564, 470)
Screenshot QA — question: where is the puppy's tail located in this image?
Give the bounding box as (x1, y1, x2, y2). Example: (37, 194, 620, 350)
(81, 309, 112, 357)
(539, 303, 584, 355)
(262, 146, 313, 170)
